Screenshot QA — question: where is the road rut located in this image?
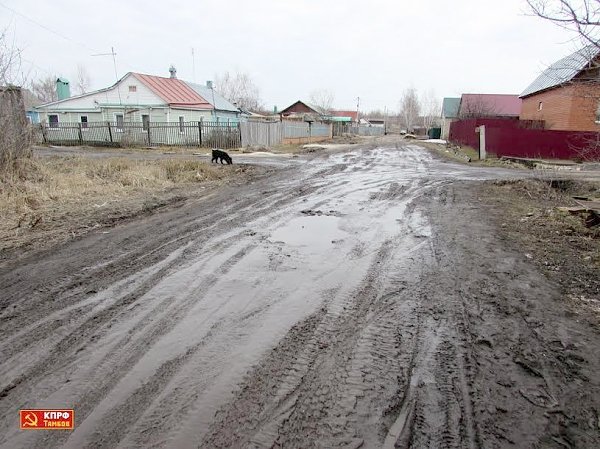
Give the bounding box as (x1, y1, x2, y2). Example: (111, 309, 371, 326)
(1, 141, 599, 448)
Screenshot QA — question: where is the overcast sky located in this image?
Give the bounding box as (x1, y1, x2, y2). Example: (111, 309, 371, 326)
(0, 0, 585, 112)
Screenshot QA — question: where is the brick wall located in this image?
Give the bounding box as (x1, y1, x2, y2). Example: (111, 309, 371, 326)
(521, 84, 600, 131)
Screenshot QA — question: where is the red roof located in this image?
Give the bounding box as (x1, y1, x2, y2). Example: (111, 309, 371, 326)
(459, 94, 522, 117)
(133, 73, 212, 109)
(330, 110, 358, 121)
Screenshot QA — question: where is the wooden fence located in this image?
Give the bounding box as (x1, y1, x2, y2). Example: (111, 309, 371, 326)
(37, 121, 241, 149)
(36, 120, 335, 149)
(332, 122, 385, 137)
(240, 120, 332, 146)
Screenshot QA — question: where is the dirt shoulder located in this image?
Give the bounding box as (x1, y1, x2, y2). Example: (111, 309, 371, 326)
(0, 155, 268, 265)
(482, 178, 600, 320)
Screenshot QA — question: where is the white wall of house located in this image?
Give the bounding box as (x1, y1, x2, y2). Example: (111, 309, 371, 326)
(36, 73, 241, 125)
(39, 73, 163, 112)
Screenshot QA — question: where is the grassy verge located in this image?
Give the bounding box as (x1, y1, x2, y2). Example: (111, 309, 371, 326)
(0, 156, 250, 257)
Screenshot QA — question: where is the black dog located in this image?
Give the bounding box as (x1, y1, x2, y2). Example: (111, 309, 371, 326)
(211, 149, 232, 165)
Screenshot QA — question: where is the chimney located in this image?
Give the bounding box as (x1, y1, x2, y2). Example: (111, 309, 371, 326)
(206, 80, 213, 89)
(56, 78, 70, 100)
(169, 65, 177, 79)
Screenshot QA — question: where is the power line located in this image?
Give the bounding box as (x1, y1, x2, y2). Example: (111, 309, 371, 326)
(0, 1, 99, 54)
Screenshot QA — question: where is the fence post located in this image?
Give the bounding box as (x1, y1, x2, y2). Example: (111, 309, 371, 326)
(198, 119, 203, 146)
(107, 121, 113, 144)
(147, 121, 152, 146)
(478, 125, 486, 160)
(40, 124, 47, 143)
(78, 122, 83, 144)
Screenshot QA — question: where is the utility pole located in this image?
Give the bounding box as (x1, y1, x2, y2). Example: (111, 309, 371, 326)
(92, 46, 122, 114)
(356, 96, 360, 124)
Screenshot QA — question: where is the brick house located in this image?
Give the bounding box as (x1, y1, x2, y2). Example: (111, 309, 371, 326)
(520, 45, 600, 131)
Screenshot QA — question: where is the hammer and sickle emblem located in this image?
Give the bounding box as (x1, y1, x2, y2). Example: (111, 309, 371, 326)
(23, 413, 38, 427)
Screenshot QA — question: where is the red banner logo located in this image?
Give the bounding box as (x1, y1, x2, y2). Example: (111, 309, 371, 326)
(20, 409, 74, 430)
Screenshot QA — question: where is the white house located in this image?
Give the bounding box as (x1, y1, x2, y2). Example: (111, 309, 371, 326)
(36, 68, 240, 128)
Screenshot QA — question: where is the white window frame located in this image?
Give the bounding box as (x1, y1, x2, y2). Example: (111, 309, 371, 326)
(48, 114, 59, 128)
(114, 113, 124, 132)
(80, 115, 89, 130)
(178, 115, 185, 133)
(128, 85, 137, 93)
(537, 101, 543, 111)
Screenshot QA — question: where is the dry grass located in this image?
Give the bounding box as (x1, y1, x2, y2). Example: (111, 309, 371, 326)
(0, 156, 242, 254)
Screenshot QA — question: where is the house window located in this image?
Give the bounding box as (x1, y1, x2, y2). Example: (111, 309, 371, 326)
(142, 114, 150, 131)
(538, 101, 543, 111)
(129, 85, 137, 92)
(48, 114, 59, 128)
(596, 103, 600, 123)
(179, 116, 185, 133)
(80, 115, 88, 129)
(115, 113, 124, 131)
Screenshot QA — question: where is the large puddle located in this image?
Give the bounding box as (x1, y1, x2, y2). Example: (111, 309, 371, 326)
(270, 215, 346, 247)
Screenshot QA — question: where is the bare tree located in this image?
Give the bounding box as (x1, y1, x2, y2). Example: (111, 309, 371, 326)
(526, 0, 600, 48)
(0, 28, 24, 86)
(0, 29, 31, 172)
(215, 71, 263, 111)
(458, 97, 500, 119)
(309, 89, 335, 113)
(30, 75, 58, 103)
(74, 64, 91, 95)
(421, 89, 441, 130)
(399, 88, 421, 132)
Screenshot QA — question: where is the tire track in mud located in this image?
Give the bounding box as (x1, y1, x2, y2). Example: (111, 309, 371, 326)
(414, 183, 600, 449)
(198, 197, 435, 449)
(0, 168, 324, 380)
(4, 143, 597, 449)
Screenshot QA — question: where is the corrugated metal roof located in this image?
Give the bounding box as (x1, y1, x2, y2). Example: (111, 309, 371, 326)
(442, 98, 460, 118)
(133, 73, 212, 108)
(186, 82, 240, 112)
(459, 94, 522, 117)
(520, 45, 600, 98)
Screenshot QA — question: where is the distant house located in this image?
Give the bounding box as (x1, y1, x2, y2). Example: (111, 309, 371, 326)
(440, 97, 460, 139)
(520, 45, 600, 131)
(329, 110, 358, 123)
(279, 101, 328, 121)
(458, 93, 522, 119)
(36, 68, 240, 128)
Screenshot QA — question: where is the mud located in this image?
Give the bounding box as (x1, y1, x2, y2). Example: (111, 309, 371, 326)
(1, 139, 599, 448)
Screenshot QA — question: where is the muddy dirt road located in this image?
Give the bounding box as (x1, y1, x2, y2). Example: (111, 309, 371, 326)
(1, 141, 599, 448)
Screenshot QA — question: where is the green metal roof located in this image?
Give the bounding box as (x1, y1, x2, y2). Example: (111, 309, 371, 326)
(442, 97, 460, 118)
